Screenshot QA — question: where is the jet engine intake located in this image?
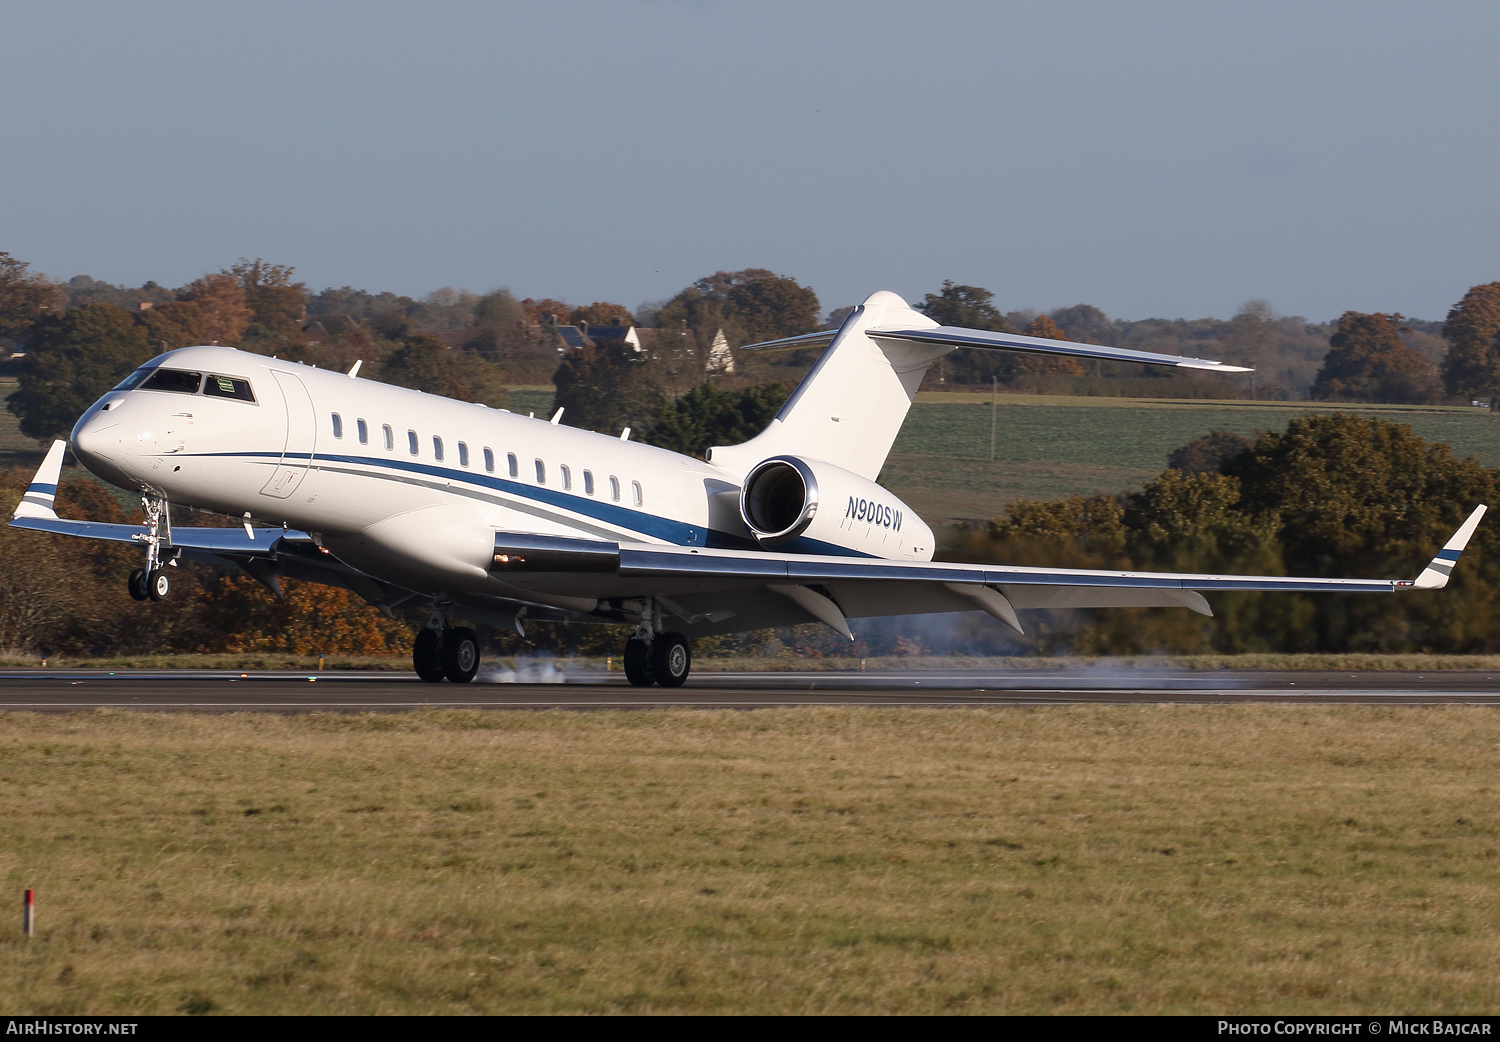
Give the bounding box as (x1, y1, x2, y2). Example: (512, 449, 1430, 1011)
(739, 455, 934, 560)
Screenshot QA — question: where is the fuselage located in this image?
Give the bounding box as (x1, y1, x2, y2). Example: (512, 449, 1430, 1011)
(68, 346, 929, 606)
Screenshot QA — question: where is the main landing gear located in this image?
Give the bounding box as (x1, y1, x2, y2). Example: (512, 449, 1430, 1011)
(620, 598, 691, 687)
(414, 612, 481, 684)
(622, 632, 692, 688)
(126, 493, 175, 602)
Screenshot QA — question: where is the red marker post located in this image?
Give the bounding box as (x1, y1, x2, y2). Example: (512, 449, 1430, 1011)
(23, 889, 34, 937)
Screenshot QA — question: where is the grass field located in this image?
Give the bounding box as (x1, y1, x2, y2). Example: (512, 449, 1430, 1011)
(5, 706, 1500, 1015)
(884, 395, 1500, 521)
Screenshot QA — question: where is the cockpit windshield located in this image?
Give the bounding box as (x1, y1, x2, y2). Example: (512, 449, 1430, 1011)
(203, 374, 255, 402)
(140, 369, 203, 394)
(110, 366, 157, 392)
(112, 364, 255, 402)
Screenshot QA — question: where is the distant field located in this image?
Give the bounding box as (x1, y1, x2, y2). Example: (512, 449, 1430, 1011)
(5, 706, 1500, 1014)
(884, 395, 1500, 521)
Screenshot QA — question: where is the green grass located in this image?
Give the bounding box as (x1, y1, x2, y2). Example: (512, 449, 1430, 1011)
(882, 396, 1500, 520)
(6, 706, 1500, 1014)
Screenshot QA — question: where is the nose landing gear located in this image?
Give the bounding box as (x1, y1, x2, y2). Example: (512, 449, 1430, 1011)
(126, 494, 176, 602)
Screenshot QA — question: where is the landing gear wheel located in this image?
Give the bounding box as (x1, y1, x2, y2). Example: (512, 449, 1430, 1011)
(128, 569, 149, 602)
(651, 632, 691, 688)
(623, 638, 655, 687)
(442, 627, 480, 684)
(147, 569, 170, 602)
(414, 628, 445, 683)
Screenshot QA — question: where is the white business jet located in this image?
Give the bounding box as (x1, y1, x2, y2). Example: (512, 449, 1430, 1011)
(9, 290, 1487, 686)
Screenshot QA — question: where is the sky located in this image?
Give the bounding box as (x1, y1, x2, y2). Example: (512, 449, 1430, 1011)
(3, 0, 1498, 324)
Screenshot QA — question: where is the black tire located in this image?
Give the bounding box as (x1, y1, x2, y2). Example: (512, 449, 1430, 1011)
(128, 569, 149, 602)
(651, 632, 691, 688)
(414, 628, 445, 683)
(147, 569, 170, 602)
(623, 638, 655, 687)
(442, 627, 480, 684)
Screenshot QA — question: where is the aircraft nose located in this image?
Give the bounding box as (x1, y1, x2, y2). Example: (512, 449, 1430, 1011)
(71, 407, 124, 470)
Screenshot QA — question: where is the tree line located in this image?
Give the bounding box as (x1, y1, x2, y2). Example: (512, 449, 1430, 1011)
(9, 249, 1500, 448)
(5, 247, 1500, 659)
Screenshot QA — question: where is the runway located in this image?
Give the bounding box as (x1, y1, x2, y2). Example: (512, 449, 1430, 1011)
(3, 666, 1500, 710)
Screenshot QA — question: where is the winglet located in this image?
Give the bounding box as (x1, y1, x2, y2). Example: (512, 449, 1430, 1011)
(12, 441, 67, 520)
(1412, 504, 1487, 589)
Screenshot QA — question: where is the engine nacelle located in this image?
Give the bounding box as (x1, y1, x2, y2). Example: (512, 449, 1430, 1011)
(739, 455, 934, 560)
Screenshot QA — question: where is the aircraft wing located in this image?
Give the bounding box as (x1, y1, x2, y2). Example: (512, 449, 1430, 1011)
(491, 507, 1485, 637)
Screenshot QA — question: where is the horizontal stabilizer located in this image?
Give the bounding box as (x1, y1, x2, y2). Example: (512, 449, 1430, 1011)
(1412, 504, 1487, 589)
(868, 327, 1251, 372)
(741, 323, 1251, 373)
(739, 329, 838, 354)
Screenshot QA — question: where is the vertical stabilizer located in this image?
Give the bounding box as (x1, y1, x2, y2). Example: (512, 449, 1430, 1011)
(707, 291, 945, 480)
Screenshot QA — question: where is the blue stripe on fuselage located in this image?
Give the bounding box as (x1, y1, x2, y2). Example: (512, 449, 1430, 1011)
(188, 450, 874, 557)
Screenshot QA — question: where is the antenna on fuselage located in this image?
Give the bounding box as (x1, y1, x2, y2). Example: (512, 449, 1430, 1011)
(550, 408, 564, 425)
(347, 359, 362, 378)
(619, 427, 631, 441)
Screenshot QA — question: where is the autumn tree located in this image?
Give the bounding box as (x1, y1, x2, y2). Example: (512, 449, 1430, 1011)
(917, 281, 1010, 332)
(1166, 429, 1254, 475)
(1310, 311, 1438, 404)
(376, 334, 508, 407)
(553, 342, 663, 435)
(691, 269, 819, 345)
(0, 252, 62, 342)
(1012, 314, 1085, 376)
(1440, 282, 1500, 406)
(1048, 304, 1114, 345)
(652, 269, 820, 376)
(176, 272, 253, 345)
(1219, 414, 1498, 651)
(916, 281, 1013, 384)
(568, 301, 634, 327)
(519, 297, 569, 324)
(644, 382, 791, 459)
(7, 304, 152, 440)
(225, 259, 307, 354)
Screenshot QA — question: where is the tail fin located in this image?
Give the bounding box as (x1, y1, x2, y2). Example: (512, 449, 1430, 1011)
(707, 290, 1253, 481)
(707, 291, 943, 480)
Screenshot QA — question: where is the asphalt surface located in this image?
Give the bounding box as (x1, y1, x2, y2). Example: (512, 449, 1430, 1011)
(3, 667, 1500, 711)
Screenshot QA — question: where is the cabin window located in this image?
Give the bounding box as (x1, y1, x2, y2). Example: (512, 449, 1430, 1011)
(203, 374, 255, 402)
(331, 413, 343, 439)
(632, 480, 643, 507)
(433, 436, 444, 461)
(407, 430, 418, 455)
(560, 464, 571, 491)
(609, 475, 621, 502)
(507, 453, 518, 478)
(484, 447, 495, 473)
(141, 369, 203, 394)
(535, 459, 546, 484)
(458, 442, 469, 467)
(583, 470, 595, 496)
(356, 418, 368, 445)
(383, 424, 394, 451)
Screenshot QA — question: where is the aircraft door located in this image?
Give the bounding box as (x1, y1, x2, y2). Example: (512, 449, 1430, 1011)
(259, 370, 318, 499)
